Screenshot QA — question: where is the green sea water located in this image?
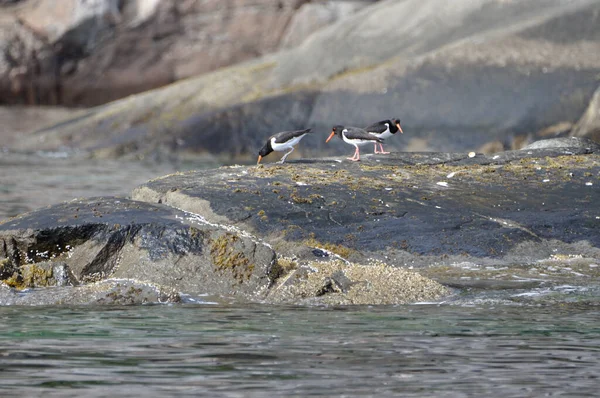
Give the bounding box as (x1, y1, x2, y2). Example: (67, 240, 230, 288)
(1, 304, 599, 397)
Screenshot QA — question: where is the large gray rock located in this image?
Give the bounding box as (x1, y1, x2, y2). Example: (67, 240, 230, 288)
(279, 1, 372, 49)
(130, 144, 600, 299)
(132, 143, 600, 268)
(0, 197, 277, 303)
(3, 142, 599, 305)
(305, 0, 600, 153)
(0, 196, 448, 306)
(271, 0, 598, 88)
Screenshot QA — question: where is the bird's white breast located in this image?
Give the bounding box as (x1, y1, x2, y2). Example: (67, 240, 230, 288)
(370, 123, 392, 139)
(342, 129, 372, 146)
(271, 134, 304, 151)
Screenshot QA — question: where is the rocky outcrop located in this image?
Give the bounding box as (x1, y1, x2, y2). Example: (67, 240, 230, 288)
(0, 196, 447, 305)
(137, 139, 600, 300)
(0, 0, 311, 106)
(1, 140, 599, 305)
(301, 0, 600, 152)
(12, 0, 600, 161)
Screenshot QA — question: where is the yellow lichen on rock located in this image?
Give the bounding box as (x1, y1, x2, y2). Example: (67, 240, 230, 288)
(303, 237, 355, 259)
(0, 261, 58, 290)
(209, 233, 255, 284)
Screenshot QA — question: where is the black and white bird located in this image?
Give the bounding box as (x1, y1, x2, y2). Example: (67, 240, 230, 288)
(257, 128, 312, 164)
(364, 118, 403, 154)
(325, 125, 382, 162)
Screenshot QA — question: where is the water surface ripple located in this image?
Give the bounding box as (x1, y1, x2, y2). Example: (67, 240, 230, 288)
(0, 304, 598, 397)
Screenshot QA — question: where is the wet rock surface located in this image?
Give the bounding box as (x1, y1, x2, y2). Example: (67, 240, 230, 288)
(0, 279, 182, 306)
(132, 140, 600, 292)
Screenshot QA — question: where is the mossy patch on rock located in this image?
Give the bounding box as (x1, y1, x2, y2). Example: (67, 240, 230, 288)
(95, 282, 180, 305)
(20, 263, 54, 288)
(0, 261, 77, 290)
(209, 233, 255, 284)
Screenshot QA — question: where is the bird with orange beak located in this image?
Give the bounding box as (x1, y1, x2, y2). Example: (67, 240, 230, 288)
(257, 129, 312, 164)
(326, 125, 383, 162)
(364, 118, 403, 154)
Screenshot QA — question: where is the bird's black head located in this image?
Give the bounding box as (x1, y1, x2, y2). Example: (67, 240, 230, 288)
(326, 125, 345, 143)
(391, 118, 403, 134)
(257, 140, 273, 164)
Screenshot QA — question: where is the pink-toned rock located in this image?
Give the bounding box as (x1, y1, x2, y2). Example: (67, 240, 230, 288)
(0, 0, 311, 106)
(17, 0, 120, 44)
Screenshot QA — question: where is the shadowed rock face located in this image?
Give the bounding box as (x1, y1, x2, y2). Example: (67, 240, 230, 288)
(572, 84, 600, 143)
(0, 197, 276, 303)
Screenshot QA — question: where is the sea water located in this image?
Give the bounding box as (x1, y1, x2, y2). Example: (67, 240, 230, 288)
(0, 304, 599, 397)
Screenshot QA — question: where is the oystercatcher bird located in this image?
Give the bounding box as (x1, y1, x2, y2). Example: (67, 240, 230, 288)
(364, 118, 403, 154)
(257, 128, 312, 164)
(325, 125, 382, 162)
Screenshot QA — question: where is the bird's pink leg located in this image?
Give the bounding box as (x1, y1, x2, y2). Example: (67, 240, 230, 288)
(347, 147, 360, 161)
(378, 143, 390, 154)
(373, 143, 380, 154)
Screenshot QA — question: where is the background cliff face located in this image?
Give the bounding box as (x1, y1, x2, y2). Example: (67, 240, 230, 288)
(0, 0, 375, 106)
(2, 0, 600, 161)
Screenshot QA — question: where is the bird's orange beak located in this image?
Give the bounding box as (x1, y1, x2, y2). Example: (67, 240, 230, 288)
(257, 155, 262, 164)
(396, 122, 404, 134)
(326, 131, 335, 143)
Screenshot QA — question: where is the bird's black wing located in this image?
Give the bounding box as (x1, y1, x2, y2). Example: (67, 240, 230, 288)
(344, 127, 383, 142)
(364, 121, 389, 135)
(272, 128, 312, 143)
